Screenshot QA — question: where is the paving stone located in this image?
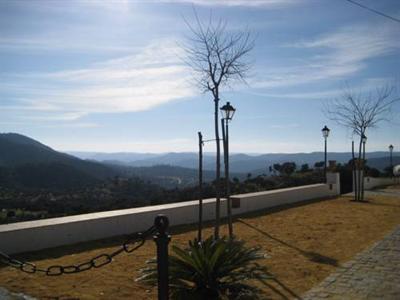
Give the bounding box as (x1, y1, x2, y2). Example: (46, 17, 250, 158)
(302, 225, 400, 299)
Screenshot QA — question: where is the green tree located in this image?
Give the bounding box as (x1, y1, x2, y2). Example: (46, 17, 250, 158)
(314, 161, 324, 169)
(300, 163, 310, 173)
(280, 162, 296, 176)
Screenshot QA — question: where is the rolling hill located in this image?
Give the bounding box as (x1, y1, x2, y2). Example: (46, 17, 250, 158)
(70, 150, 398, 174)
(0, 133, 118, 189)
(0, 133, 240, 189)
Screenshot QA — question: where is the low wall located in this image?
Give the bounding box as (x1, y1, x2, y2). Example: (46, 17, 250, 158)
(0, 177, 340, 254)
(352, 172, 396, 191)
(363, 176, 396, 190)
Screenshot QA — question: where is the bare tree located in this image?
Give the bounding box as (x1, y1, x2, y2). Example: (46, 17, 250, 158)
(183, 13, 254, 239)
(326, 84, 399, 201)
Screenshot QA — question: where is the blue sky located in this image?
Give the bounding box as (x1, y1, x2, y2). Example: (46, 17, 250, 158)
(1, 0, 399, 153)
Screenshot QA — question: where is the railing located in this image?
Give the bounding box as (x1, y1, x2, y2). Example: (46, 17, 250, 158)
(0, 215, 171, 300)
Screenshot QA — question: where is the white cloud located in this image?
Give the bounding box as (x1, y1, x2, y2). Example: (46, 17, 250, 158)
(52, 138, 195, 152)
(1, 40, 195, 120)
(268, 123, 300, 129)
(0, 37, 136, 53)
(240, 77, 397, 100)
(157, 0, 299, 7)
(252, 22, 400, 89)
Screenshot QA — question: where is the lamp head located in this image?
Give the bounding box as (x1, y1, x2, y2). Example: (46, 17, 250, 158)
(220, 101, 236, 121)
(322, 125, 330, 138)
(361, 134, 367, 144)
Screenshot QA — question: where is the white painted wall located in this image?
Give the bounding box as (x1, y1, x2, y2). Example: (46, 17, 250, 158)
(363, 176, 396, 190)
(0, 175, 340, 254)
(352, 171, 396, 191)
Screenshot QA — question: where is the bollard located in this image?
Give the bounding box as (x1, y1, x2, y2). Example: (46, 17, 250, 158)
(154, 215, 171, 300)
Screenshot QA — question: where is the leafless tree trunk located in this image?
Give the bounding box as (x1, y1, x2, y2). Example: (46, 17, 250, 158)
(183, 12, 254, 239)
(357, 139, 363, 202)
(352, 141, 357, 200)
(326, 84, 399, 202)
(361, 140, 366, 201)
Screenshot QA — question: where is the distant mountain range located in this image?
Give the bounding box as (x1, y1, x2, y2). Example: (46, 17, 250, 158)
(0, 133, 236, 189)
(70, 150, 399, 174)
(0, 133, 398, 190)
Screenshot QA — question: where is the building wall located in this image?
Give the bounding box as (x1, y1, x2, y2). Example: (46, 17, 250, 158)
(0, 175, 340, 254)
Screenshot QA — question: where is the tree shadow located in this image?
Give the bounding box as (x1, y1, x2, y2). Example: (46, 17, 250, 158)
(235, 196, 334, 221)
(237, 219, 338, 267)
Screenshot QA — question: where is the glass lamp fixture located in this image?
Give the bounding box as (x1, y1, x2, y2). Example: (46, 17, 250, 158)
(220, 101, 236, 121)
(322, 125, 330, 139)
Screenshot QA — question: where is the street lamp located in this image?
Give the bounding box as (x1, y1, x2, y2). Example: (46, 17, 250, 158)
(220, 101, 236, 120)
(361, 134, 367, 144)
(321, 125, 330, 182)
(220, 101, 236, 238)
(361, 134, 367, 168)
(389, 144, 394, 176)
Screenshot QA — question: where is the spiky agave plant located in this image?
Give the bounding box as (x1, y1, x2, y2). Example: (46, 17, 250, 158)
(136, 236, 270, 299)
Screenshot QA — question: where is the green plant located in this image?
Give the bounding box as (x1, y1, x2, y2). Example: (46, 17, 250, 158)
(137, 236, 270, 299)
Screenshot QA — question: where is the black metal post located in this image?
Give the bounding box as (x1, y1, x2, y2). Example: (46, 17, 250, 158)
(198, 132, 203, 242)
(225, 119, 232, 238)
(324, 137, 327, 183)
(390, 149, 393, 174)
(221, 118, 233, 238)
(154, 215, 170, 300)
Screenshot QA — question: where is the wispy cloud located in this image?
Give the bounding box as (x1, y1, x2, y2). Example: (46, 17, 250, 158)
(241, 77, 396, 100)
(0, 37, 137, 54)
(52, 138, 194, 152)
(252, 22, 400, 89)
(268, 123, 300, 129)
(157, 0, 299, 7)
(0, 40, 194, 121)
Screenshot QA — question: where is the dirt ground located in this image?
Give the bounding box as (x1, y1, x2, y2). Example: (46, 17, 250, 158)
(1, 189, 399, 300)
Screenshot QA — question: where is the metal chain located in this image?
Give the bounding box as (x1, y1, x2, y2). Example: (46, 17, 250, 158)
(0, 225, 156, 276)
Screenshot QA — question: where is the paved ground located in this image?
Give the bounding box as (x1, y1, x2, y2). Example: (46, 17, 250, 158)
(303, 225, 400, 300)
(0, 287, 35, 300)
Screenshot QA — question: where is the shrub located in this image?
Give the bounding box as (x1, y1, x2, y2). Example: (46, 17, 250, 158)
(137, 236, 270, 299)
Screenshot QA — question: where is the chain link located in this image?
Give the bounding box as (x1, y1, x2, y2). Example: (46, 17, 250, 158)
(0, 225, 156, 276)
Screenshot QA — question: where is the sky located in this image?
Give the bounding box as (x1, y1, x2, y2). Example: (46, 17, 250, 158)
(1, 0, 399, 154)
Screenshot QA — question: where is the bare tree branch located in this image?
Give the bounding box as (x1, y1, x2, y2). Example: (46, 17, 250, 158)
(325, 84, 399, 137)
(325, 83, 399, 201)
(181, 10, 254, 239)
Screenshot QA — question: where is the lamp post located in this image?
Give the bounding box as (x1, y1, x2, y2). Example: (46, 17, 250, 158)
(389, 144, 394, 168)
(389, 144, 394, 176)
(197, 132, 204, 242)
(220, 101, 236, 238)
(321, 125, 330, 182)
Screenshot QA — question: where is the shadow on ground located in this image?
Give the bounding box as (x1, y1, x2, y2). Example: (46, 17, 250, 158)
(237, 219, 338, 267)
(0, 195, 338, 273)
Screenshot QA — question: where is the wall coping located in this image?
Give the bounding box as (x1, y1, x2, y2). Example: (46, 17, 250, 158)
(0, 198, 217, 233)
(231, 183, 325, 198)
(0, 182, 331, 234)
